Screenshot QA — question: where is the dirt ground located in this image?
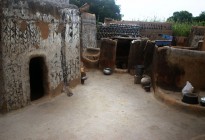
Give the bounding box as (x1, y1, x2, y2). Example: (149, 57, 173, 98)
(0, 70, 205, 140)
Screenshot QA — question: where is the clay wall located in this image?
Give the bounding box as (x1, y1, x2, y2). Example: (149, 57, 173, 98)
(202, 34, 205, 51)
(0, 0, 5, 112)
(128, 40, 155, 75)
(154, 47, 205, 90)
(99, 38, 117, 70)
(81, 12, 97, 50)
(97, 24, 140, 40)
(188, 26, 205, 48)
(104, 19, 173, 40)
(0, 0, 80, 112)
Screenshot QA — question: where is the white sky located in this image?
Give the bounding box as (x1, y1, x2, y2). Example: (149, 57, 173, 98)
(116, 0, 205, 21)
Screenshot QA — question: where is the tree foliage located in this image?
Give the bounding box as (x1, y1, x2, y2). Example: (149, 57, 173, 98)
(167, 11, 205, 37)
(194, 11, 205, 22)
(70, 0, 122, 22)
(167, 11, 193, 23)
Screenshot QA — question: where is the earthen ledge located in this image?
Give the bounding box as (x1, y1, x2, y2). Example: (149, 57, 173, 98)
(154, 87, 205, 116)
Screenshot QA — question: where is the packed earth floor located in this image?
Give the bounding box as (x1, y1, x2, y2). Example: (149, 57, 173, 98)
(0, 70, 205, 140)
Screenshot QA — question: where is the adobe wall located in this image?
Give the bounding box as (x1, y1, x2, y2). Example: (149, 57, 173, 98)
(81, 12, 97, 50)
(188, 26, 205, 48)
(97, 24, 141, 40)
(0, 0, 80, 112)
(202, 34, 205, 51)
(99, 38, 117, 70)
(104, 19, 173, 40)
(154, 47, 205, 91)
(0, 0, 4, 112)
(128, 39, 155, 75)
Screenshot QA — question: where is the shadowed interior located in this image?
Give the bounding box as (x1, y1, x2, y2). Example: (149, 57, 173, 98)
(116, 39, 131, 69)
(29, 57, 48, 101)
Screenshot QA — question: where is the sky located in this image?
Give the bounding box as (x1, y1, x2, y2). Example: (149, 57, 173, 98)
(115, 0, 205, 21)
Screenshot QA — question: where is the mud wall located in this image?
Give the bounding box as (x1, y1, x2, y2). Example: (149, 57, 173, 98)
(188, 26, 205, 48)
(81, 12, 97, 50)
(128, 39, 155, 75)
(0, 0, 5, 112)
(99, 38, 117, 70)
(104, 19, 172, 40)
(154, 47, 205, 90)
(97, 24, 140, 40)
(202, 34, 205, 51)
(0, 0, 80, 112)
(128, 40, 146, 72)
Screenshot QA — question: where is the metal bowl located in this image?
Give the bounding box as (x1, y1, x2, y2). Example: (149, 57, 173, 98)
(103, 68, 112, 75)
(200, 97, 205, 106)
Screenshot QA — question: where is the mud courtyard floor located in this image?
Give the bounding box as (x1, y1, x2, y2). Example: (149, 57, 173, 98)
(0, 70, 205, 140)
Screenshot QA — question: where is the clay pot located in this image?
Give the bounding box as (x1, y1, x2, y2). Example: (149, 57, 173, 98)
(182, 93, 198, 104)
(103, 68, 112, 75)
(141, 76, 151, 87)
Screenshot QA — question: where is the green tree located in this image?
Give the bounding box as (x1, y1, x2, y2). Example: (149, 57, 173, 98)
(70, 0, 122, 22)
(167, 11, 193, 23)
(194, 11, 205, 22)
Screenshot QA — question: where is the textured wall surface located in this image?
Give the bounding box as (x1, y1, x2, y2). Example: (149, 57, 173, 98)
(81, 12, 97, 50)
(104, 19, 172, 40)
(202, 34, 205, 51)
(188, 26, 205, 48)
(154, 47, 205, 90)
(128, 39, 155, 75)
(99, 38, 117, 70)
(0, 0, 80, 112)
(97, 24, 140, 40)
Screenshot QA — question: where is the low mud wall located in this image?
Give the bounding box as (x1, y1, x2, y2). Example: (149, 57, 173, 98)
(153, 46, 205, 90)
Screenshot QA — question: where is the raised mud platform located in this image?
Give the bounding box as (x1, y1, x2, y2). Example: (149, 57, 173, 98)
(155, 87, 205, 116)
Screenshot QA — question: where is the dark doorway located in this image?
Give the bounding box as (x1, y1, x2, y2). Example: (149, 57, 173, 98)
(29, 57, 48, 101)
(116, 39, 131, 69)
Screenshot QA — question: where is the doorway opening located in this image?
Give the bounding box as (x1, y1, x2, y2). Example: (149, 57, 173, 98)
(29, 57, 48, 101)
(116, 39, 131, 69)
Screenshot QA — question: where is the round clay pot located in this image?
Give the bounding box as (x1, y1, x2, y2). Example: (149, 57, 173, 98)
(141, 76, 151, 87)
(103, 68, 112, 75)
(182, 93, 199, 104)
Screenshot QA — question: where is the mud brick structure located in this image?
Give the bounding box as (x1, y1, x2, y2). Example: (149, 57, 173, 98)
(97, 24, 141, 40)
(99, 38, 117, 70)
(81, 12, 97, 50)
(187, 26, 205, 48)
(104, 18, 173, 40)
(128, 39, 155, 75)
(113, 37, 135, 69)
(202, 34, 205, 51)
(174, 26, 205, 50)
(153, 46, 205, 90)
(134, 22, 172, 40)
(0, 0, 81, 112)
